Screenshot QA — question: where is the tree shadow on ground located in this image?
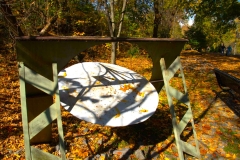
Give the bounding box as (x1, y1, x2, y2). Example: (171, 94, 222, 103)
(60, 106, 173, 159)
(181, 53, 240, 78)
(214, 91, 240, 117)
(111, 108, 173, 159)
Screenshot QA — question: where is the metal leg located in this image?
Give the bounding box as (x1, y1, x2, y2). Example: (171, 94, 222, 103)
(160, 57, 201, 159)
(19, 62, 66, 160)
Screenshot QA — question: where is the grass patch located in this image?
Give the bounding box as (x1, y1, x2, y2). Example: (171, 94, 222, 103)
(220, 128, 240, 156)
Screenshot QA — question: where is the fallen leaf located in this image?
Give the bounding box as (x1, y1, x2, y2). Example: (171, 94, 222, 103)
(139, 109, 148, 113)
(114, 108, 121, 118)
(234, 133, 240, 138)
(62, 86, 69, 90)
(202, 124, 211, 130)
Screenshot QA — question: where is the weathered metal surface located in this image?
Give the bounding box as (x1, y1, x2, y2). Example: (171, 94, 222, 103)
(160, 57, 201, 159)
(23, 63, 54, 144)
(16, 36, 187, 160)
(31, 147, 61, 160)
(19, 62, 31, 159)
(58, 62, 159, 127)
(15, 36, 188, 42)
(19, 62, 66, 159)
(26, 95, 53, 144)
(29, 103, 57, 139)
(24, 65, 58, 95)
(53, 63, 66, 159)
(16, 36, 187, 92)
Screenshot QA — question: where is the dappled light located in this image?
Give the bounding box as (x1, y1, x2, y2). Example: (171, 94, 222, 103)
(1, 0, 240, 159)
(0, 49, 240, 159)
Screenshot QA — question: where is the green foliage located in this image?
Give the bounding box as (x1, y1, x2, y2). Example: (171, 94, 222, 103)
(186, 0, 240, 37)
(153, 0, 186, 38)
(54, 1, 104, 36)
(1, 0, 106, 36)
(184, 44, 192, 50)
(185, 5, 240, 53)
(0, 16, 10, 46)
(220, 128, 240, 156)
(127, 45, 140, 57)
(221, 19, 240, 54)
(122, 0, 153, 37)
(182, 0, 240, 54)
(184, 26, 207, 51)
(1, 0, 186, 39)
(2, 0, 239, 55)
(171, 21, 183, 38)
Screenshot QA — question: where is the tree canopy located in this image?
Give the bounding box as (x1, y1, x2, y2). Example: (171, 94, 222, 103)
(0, 0, 240, 53)
(184, 0, 240, 51)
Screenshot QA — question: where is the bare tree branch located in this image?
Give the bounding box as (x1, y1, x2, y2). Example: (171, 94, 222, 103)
(104, 0, 114, 37)
(103, 0, 127, 64)
(110, 0, 115, 36)
(0, 0, 24, 36)
(117, 0, 127, 37)
(39, 15, 58, 36)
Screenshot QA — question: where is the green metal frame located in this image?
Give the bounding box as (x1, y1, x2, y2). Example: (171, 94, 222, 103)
(19, 62, 66, 160)
(160, 57, 201, 159)
(16, 36, 201, 159)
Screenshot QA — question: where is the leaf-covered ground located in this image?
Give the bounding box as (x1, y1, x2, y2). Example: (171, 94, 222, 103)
(0, 49, 240, 160)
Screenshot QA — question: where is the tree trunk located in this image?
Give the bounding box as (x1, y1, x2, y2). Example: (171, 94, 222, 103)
(111, 42, 117, 64)
(153, 0, 160, 38)
(104, 0, 127, 64)
(104, 0, 114, 37)
(117, 0, 127, 37)
(0, 0, 24, 36)
(110, 0, 115, 36)
(39, 15, 58, 36)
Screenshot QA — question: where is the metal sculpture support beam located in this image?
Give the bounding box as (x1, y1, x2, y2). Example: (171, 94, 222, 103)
(16, 36, 200, 159)
(160, 57, 201, 159)
(19, 62, 66, 160)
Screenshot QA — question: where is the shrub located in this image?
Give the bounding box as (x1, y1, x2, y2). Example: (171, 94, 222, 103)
(127, 45, 140, 57)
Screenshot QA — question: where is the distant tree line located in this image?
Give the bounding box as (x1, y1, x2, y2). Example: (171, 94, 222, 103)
(0, 0, 240, 53)
(184, 0, 240, 52)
